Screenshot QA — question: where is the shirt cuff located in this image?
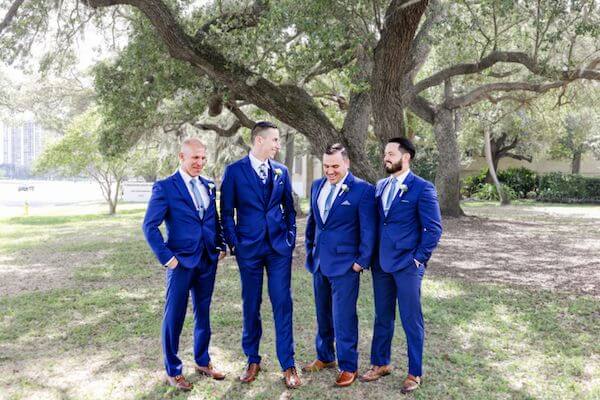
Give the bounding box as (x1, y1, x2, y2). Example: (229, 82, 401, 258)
(165, 256, 176, 267)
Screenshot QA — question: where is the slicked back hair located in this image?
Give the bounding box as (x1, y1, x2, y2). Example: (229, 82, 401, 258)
(251, 121, 279, 143)
(387, 137, 416, 160)
(324, 143, 349, 160)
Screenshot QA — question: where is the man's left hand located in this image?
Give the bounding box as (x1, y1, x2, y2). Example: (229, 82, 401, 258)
(352, 263, 363, 272)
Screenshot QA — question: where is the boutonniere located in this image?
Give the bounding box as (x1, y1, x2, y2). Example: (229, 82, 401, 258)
(399, 184, 408, 193)
(207, 182, 216, 194)
(339, 183, 349, 195)
(273, 168, 283, 179)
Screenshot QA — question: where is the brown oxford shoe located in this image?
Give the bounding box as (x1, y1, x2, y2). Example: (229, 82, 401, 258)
(335, 370, 357, 387)
(165, 374, 193, 391)
(302, 359, 337, 373)
(359, 365, 393, 382)
(239, 363, 260, 383)
(401, 374, 421, 394)
(283, 366, 302, 389)
(194, 363, 226, 380)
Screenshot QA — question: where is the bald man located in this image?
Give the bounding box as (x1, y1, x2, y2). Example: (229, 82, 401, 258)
(143, 138, 227, 391)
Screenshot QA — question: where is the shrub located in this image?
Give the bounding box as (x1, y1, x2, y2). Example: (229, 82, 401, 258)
(537, 172, 600, 203)
(497, 167, 537, 198)
(461, 169, 488, 198)
(472, 183, 517, 201)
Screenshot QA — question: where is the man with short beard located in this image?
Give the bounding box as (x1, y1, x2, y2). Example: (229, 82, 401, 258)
(360, 137, 442, 394)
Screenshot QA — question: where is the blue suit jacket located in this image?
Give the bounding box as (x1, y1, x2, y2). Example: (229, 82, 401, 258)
(220, 156, 296, 258)
(142, 172, 225, 268)
(375, 172, 442, 273)
(305, 173, 377, 277)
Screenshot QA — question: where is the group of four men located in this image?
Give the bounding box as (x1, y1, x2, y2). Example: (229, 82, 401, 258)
(142, 121, 443, 394)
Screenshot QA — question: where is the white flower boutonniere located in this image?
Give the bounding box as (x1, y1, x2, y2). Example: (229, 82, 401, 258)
(207, 182, 216, 194)
(273, 168, 283, 178)
(399, 184, 409, 193)
(339, 183, 349, 195)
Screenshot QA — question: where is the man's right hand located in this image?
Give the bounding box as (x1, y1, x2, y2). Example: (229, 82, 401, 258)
(166, 257, 179, 269)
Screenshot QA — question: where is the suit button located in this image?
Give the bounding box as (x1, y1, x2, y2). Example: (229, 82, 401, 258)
(383, 223, 387, 226)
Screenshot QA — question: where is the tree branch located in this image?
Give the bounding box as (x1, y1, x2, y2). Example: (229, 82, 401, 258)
(406, 0, 442, 80)
(194, 0, 268, 40)
(413, 51, 600, 94)
(193, 120, 242, 137)
(446, 81, 565, 109)
(0, 0, 25, 36)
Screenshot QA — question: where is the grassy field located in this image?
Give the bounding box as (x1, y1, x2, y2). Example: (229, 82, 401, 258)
(0, 202, 599, 399)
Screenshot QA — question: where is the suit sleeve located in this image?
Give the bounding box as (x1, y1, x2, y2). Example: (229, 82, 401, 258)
(414, 182, 443, 265)
(356, 184, 377, 270)
(305, 181, 316, 253)
(219, 165, 237, 251)
(282, 168, 297, 247)
(142, 182, 174, 265)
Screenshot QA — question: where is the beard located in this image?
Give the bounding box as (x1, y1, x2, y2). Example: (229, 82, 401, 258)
(385, 159, 403, 174)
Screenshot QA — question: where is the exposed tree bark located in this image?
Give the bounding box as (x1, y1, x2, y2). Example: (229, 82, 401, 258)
(572, 151, 582, 174)
(0, 0, 24, 36)
(433, 107, 464, 217)
(371, 0, 429, 148)
(484, 128, 510, 205)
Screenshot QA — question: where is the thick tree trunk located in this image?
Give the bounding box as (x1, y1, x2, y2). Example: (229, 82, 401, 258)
(571, 151, 582, 174)
(433, 108, 464, 217)
(372, 0, 429, 148)
(484, 154, 500, 183)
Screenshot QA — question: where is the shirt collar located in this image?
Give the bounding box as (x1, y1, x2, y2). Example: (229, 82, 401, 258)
(390, 169, 410, 186)
(249, 152, 271, 170)
(179, 167, 199, 186)
(328, 171, 349, 188)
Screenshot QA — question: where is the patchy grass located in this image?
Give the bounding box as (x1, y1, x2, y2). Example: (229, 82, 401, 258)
(0, 205, 599, 399)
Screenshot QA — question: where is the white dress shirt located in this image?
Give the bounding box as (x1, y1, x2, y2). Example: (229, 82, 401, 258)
(178, 168, 210, 211)
(381, 168, 411, 210)
(317, 172, 349, 221)
(249, 151, 271, 179)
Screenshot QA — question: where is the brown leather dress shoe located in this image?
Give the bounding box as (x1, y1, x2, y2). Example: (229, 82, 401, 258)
(401, 374, 421, 394)
(335, 370, 357, 387)
(283, 366, 302, 389)
(195, 363, 226, 380)
(359, 365, 392, 382)
(239, 363, 260, 383)
(302, 359, 337, 373)
(165, 374, 193, 391)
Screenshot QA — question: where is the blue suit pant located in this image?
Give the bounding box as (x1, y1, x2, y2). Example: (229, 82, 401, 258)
(236, 242, 295, 370)
(313, 268, 360, 372)
(370, 264, 425, 376)
(162, 252, 217, 377)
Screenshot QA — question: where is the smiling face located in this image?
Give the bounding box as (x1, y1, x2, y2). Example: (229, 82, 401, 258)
(179, 140, 207, 177)
(252, 128, 281, 160)
(322, 151, 349, 185)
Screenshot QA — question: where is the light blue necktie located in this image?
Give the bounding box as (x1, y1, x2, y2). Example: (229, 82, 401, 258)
(322, 183, 335, 221)
(189, 179, 205, 219)
(384, 178, 397, 216)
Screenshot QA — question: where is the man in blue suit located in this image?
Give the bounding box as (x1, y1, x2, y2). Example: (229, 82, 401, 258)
(143, 138, 227, 391)
(220, 121, 301, 389)
(302, 144, 376, 387)
(360, 137, 442, 394)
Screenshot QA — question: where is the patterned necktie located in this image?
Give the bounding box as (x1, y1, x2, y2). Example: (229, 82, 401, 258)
(189, 179, 205, 219)
(385, 178, 397, 216)
(258, 162, 268, 184)
(323, 183, 335, 221)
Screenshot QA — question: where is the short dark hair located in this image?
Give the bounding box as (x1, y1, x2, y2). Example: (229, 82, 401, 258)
(387, 137, 416, 160)
(251, 121, 278, 142)
(324, 143, 349, 160)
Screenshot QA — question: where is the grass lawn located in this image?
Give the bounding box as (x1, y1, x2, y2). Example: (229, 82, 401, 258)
(0, 202, 599, 399)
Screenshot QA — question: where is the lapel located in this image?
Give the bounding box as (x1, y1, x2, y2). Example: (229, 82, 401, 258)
(376, 178, 388, 217)
(312, 178, 327, 228)
(198, 175, 216, 216)
(172, 171, 199, 216)
(386, 171, 415, 218)
(267, 160, 282, 208)
(240, 155, 264, 203)
(325, 172, 354, 225)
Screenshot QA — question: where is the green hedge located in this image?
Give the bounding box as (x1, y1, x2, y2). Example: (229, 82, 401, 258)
(462, 167, 537, 199)
(537, 172, 600, 203)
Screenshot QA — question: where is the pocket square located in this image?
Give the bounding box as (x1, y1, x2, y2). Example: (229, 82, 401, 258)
(401, 199, 409, 203)
(341, 200, 351, 206)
